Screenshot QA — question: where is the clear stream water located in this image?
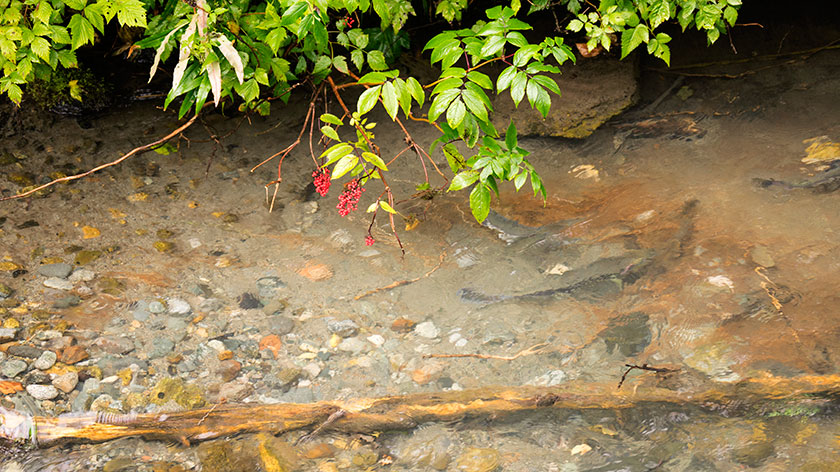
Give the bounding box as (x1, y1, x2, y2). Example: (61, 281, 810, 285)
(2, 41, 840, 472)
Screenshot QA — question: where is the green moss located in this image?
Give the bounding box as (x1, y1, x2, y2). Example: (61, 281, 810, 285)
(26, 66, 111, 114)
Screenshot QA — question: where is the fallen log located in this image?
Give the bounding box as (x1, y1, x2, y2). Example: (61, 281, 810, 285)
(2, 373, 838, 448)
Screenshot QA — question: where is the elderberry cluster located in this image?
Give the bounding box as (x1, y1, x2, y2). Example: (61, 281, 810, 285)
(312, 168, 331, 196)
(365, 235, 375, 246)
(337, 179, 364, 216)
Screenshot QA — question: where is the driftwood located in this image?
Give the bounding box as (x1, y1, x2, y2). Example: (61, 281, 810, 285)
(1, 374, 839, 448)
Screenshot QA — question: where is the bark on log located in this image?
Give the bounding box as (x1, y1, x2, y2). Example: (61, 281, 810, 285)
(2, 374, 838, 448)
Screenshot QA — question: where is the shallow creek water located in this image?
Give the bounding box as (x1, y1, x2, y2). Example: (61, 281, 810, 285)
(2, 46, 840, 471)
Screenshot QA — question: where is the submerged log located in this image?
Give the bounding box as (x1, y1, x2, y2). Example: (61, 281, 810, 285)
(2, 374, 839, 447)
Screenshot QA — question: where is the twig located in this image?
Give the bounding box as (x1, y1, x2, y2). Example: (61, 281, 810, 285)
(354, 251, 445, 300)
(424, 342, 549, 361)
(642, 76, 685, 114)
(1, 113, 201, 202)
(196, 399, 226, 426)
(295, 408, 346, 445)
(617, 363, 680, 390)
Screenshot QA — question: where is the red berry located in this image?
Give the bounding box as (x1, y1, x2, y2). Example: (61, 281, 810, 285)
(312, 168, 330, 196)
(336, 179, 364, 217)
(365, 235, 375, 246)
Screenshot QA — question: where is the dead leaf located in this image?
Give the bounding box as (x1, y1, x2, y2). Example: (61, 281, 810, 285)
(216, 35, 244, 84)
(81, 225, 101, 239)
(206, 61, 222, 106)
(0, 380, 23, 395)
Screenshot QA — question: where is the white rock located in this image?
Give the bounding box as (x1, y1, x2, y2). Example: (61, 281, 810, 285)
(43, 277, 73, 290)
(188, 238, 202, 249)
(414, 321, 439, 339)
(571, 444, 592, 455)
(448, 333, 462, 344)
(26, 384, 59, 400)
(337, 337, 366, 353)
(707, 275, 735, 291)
(34, 350, 57, 370)
(167, 297, 192, 315)
(52, 371, 79, 393)
(68, 269, 96, 283)
(302, 363, 322, 378)
(366, 334, 385, 346)
(207, 340, 226, 352)
(455, 338, 468, 348)
(546, 263, 570, 276)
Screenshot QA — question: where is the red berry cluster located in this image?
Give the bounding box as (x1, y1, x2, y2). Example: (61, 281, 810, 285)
(337, 179, 364, 216)
(365, 235, 375, 246)
(312, 168, 330, 196)
(343, 16, 355, 28)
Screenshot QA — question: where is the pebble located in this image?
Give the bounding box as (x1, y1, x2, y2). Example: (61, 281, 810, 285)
(90, 394, 115, 411)
(0, 282, 13, 299)
(750, 245, 775, 268)
(53, 371, 79, 393)
(1, 359, 28, 377)
(218, 360, 242, 382)
(256, 276, 286, 299)
(367, 334, 385, 346)
(94, 336, 136, 355)
(37, 262, 73, 279)
(530, 370, 567, 387)
(302, 363, 322, 378)
(132, 301, 150, 322)
(149, 338, 175, 359)
(327, 319, 359, 338)
(237, 292, 262, 309)
(167, 298, 192, 316)
(272, 316, 295, 335)
(337, 337, 367, 353)
(68, 269, 96, 282)
(35, 330, 62, 341)
(414, 321, 440, 339)
(43, 277, 74, 290)
(34, 350, 57, 370)
(217, 381, 252, 402)
(198, 298, 225, 313)
(7, 344, 44, 359)
(26, 384, 59, 400)
(148, 300, 165, 313)
(0, 327, 17, 342)
(207, 339, 226, 352)
(52, 294, 81, 308)
(60, 345, 89, 364)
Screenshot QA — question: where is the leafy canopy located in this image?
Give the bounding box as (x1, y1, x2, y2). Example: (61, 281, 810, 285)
(0, 0, 739, 224)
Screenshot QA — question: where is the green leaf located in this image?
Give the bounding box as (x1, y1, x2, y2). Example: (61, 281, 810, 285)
(428, 88, 459, 122)
(357, 71, 389, 84)
(380, 81, 398, 119)
(84, 4, 105, 34)
(357, 84, 381, 115)
(367, 50, 387, 70)
(56, 49, 77, 68)
(321, 125, 340, 141)
(505, 122, 517, 150)
(469, 183, 491, 223)
(264, 28, 287, 54)
(362, 151, 388, 171)
(621, 24, 649, 59)
(68, 14, 95, 50)
(568, 18, 584, 32)
(723, 6, 738, 27)
(496, 65, 517, 93)
(378, 200, 397, 214)
(321, 143, 353, 165)
(50, 26, 72, 45)
(30, 37, 50, 62)
(513, 171, 527, 190)
(114, 0, 147, 27)
(479, 35, 506, 57)
(312, 55, 332, 75)
(321, 113, 343, 125)
(527, 81, 551, 117)
(5, 83, 22, 105)
(406, 76, 424, 107)
(350, 49, 365, 71)
(510, 71, 527, 106)
(512, 44, 539, 67)
(348, 29, 369, 48)
(449, 170, 479, 191)
(64, 0, 88, 11)
(466, 70, 493, 89)
(530, 74, 561, 96)
(443, 144, 464, 173)
(446, 98, 466, 129)
(332, 56, 349, 74)
(461, 88, 488, 122)
(332, 154, 358, 179)
(234, 78, 260, 102)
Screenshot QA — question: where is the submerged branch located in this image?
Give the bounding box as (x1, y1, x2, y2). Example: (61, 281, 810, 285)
(1, 374, 838, 448)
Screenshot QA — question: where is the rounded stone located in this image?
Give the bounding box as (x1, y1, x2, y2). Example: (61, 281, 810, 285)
(53, 371, 80, 393)
(1, 359, 28, 377)
(148, 300, 166, 313)
(34, 350, 58, 370)
(26, 384, 59, 400)
(166, 298, 192, 316)
(327, 319, 359, 338)
(37, 262, 73, 279)
(414, 321, 440, 339)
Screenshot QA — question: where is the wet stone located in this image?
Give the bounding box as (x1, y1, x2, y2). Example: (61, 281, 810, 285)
(149, 338, 175, 359)
(53, 371, 79, 393)
(166, 298, 192, 316)
(218, 359, 242, 382)
(74, 250, 102, 266)
(52, 294, 81, 309)
(132, 301, 150, 322)
(337, 337, 366, 353)
(148, 300, 166, 313)
(26, 384, 59, 400)
(1, 359, 28, 377)
(23, 370, 50, 384)
(732, 442, 775, 467)
(750, 245, 775, 268)
(68, 269, 95, 283)
(414, 321, 440, 339)
(272, 316, 295, 335)
(94, 336, 136, 355)
(7, 344, 44, 359)
(198, 298, 225, 313)
(0, 283, 14, 299)
(327, 319, 359, 338)
(256, 276, 286, 299)
(237, 292, 263, 309)
(43, 277, 74, 290)
(60, 345, 89, 364)
(0, 327, 17, 342)
(34, 350, 57, 370)
(37, 262, 73, 279)
(598, 312, 651, 357)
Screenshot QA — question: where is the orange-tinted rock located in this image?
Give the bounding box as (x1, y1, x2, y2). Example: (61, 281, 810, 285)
(302, 443, 336, 459)
(391, 317, 416, 333)
(259, 334, 283, 359)
(60, 345, 89, 364)
(296, 262, 333, 281)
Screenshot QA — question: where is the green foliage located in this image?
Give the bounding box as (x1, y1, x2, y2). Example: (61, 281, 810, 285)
(1, 0, 740, 225)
